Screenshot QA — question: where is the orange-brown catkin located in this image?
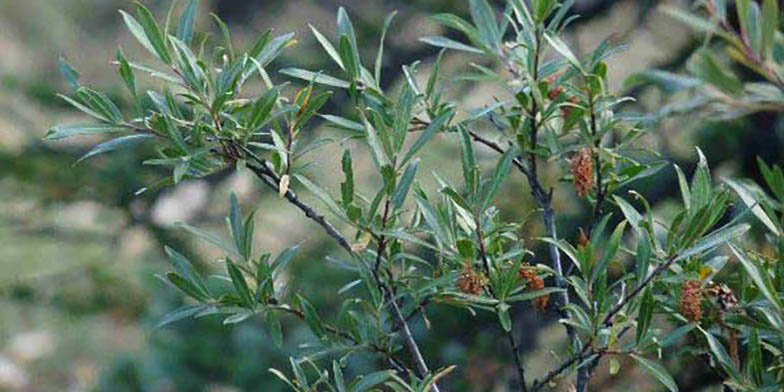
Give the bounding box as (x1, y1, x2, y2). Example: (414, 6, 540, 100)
(571, 148, 593, 198)
(458, 263, 483, 296)
(519, 266, 549, 312)
(680, 280, 703, 322)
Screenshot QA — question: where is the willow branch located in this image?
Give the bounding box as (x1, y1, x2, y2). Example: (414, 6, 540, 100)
(240, 150, 440, 390)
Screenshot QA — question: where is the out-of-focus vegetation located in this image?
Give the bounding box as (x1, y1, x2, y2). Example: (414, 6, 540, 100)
(1, 0, 782, 391)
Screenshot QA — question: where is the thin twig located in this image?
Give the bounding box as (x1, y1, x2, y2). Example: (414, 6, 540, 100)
(239, 149, 440, 390)
(475, 216, 528, 392)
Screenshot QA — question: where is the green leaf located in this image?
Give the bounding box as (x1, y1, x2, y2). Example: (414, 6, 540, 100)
(401, 111, 451, 166)
(226, 258, 254, 307)
(321, 114, 364, 132)
(255, 32, 295, 68)
(631, 354, 678, 392)
(228, 193, 244, 257)
(120, 10, 158, 60)
(76, 134, 154, 163)
(636, 288, 654, 345)
(673, 164, 691, 211)
(747, 328, 763, 386)
(419, 36, 484, 54)
(724, 178, 781, 236)
(271, 244, 300, 278)
(296, 295, 326, 339)
(177, 0, 198, 45)
(374, 11, 397, 84)
(675, 223, 750, 262)
(458, 126, 478, 196)
(591, 221, 627, 284)
(614, 196, 643, 233)
(266, 311, 283, 347)
(58, 57, 80, 90)
(294, 174, 347, 220)
(175, 222, 240, 257)
(351, 370, 396, 392)
(333, 361, 347, 392)
(340, 150, 355, 207)
(309, 24, 344, 70)
(688, 49, 742, 94)
(761, 0, 779, 59)
(156, 304, 210, 328)
(469, 0, 501, 50)
(279, 68, 350, 89)
(361, 114, 389, 169)
(635, 231, 651, 285)
(44, 124, 125, 141)
(481, 146, 515, 210)
(75, 87, 123, 123)
(133, 2, 172, 64)
(210, 12, 234, 59)
(163, 272, 208, 300)
(115, 49, 137, 99)
(698, 327, 743, 382)
(545, 33, 583, 73)
(393, 159, 419, 209)
(730, 244, 783, 313)
(497, 303, 512, 332)
(507, 287, 565, 302)
(164, 246, 210, 299)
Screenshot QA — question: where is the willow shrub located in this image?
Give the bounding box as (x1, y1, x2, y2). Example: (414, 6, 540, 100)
(47, 0, 784, 391)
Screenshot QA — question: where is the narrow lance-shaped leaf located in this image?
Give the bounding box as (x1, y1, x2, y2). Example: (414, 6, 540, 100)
(164, 246, 210, 299)
(393, 159, 419, 209)
(481, 146, 516, 211)
(177, 0, 198, 45)
(469, 0, 501, 50)
(76, 134, 154, 163)
(58, 57, 80, 90)
(420, 36, 484, 54)
(400, 111, 452, 166)
(698, 327, 743, 382)
(630, 354, 679, 392)
(296, 295, 326, 339)
(44, 124, 125, 141)
(226, 258, 254, 308)
(279, 68, 351, 89)
(134, 2, 173, 64)
(340, 149, 354, 207)
(374, 11, 397, 85)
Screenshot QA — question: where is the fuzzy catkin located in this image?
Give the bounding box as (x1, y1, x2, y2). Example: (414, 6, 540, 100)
(519, 266, 549, 312)
(680, 280, 703, 322)
(571, 148, 593, 198)
(458, 263, 483, 296)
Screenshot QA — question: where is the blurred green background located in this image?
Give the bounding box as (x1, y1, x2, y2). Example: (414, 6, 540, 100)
(0, 0, 782, 391)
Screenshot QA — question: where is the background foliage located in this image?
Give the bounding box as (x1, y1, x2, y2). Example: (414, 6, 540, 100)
(1, 0, 782, 391)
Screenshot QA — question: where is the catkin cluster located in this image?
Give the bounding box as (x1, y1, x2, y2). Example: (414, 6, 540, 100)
(680, 280, 703, 322)
(458, 263, 483, 296)
(571, 148, 593, 198)
(519, 265, 549, 312)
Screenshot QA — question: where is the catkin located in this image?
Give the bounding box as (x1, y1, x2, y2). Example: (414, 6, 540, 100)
(519, 266, 549, 312)
(680, 280, 703, 322)
(571, 148, 593, 198)
(458, 263, 483, 296)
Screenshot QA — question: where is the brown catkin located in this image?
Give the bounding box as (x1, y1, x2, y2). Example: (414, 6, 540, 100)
(577, 228, 590, 248)
(519, 266, 549, 312)
(458, 263, 483, 296)
(729, 329, 740, 368)
(561, 96, 579, 118)
(571, 148, 593, 198)
(680, 280, 703, 322)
